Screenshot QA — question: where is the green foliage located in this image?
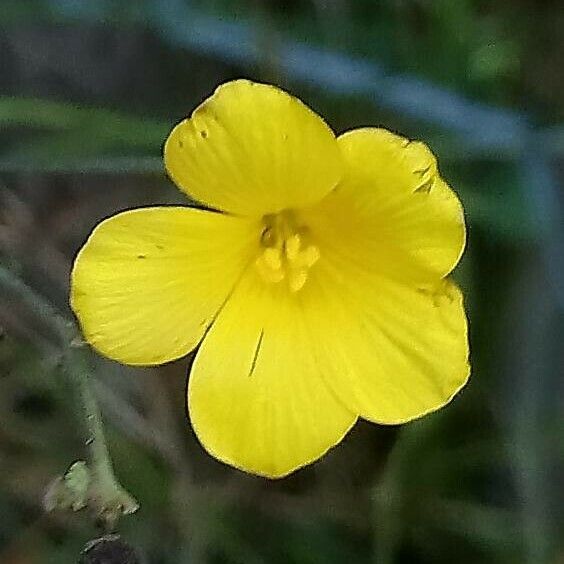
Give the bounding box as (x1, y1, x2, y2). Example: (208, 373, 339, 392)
(0, 97, 167, 172)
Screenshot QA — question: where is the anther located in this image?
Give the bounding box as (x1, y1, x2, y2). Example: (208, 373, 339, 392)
(255, 254, 285, 283)
(262, 247, 283, 271)
(288, 269, 308, 293)
(294, 245, 320, 269)
(284, 234, 302, 261)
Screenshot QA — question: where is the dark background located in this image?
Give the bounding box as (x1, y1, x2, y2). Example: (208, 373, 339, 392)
(1, 1, 563, 562)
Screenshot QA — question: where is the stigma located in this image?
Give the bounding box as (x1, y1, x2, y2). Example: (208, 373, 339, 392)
(255, 211, 320, 292)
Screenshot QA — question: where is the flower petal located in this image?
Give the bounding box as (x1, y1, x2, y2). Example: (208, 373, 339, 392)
(299, 262, 469, 423)
(303, 128, 465, 283)
(164, 80, 343, 216)
(188, 270, 357, 478)
(71, 207, 259, 365)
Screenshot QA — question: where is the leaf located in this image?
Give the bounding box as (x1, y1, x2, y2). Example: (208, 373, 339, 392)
(44, 460, 91, 512)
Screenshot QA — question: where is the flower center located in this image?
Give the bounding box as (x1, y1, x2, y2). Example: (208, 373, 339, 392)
(255, 210, 320, 292)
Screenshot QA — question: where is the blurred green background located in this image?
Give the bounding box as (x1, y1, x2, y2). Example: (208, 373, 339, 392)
(1, 0, 563, 562)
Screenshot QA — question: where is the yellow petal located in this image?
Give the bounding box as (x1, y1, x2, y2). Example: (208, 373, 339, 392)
(303, 128, 465, 283)
(164, 79, 342, 216)
(71, 207, 259, 365)
(299, 262, 469, 423)
(188, 269, 357, 478)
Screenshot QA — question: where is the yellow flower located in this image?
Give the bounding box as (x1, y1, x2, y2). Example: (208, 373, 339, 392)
(71, 80, 469, 478)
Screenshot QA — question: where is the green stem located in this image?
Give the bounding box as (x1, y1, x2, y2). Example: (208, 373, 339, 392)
(0, 265, 138, 528)
(75, 351, 115, 488)
(67, 343, 139, 528)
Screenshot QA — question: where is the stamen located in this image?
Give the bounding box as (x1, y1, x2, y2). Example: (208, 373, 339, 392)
(262, 247, 283, 271)
(255, 211, 320, 292)
(255, 254, 285, 283)
(294, 245, 320, 269)
(288, 269, 308, 293)
(284, 234, 302, 261)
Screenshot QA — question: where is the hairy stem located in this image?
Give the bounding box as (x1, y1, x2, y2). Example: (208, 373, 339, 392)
(0, 265, 138, 528)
